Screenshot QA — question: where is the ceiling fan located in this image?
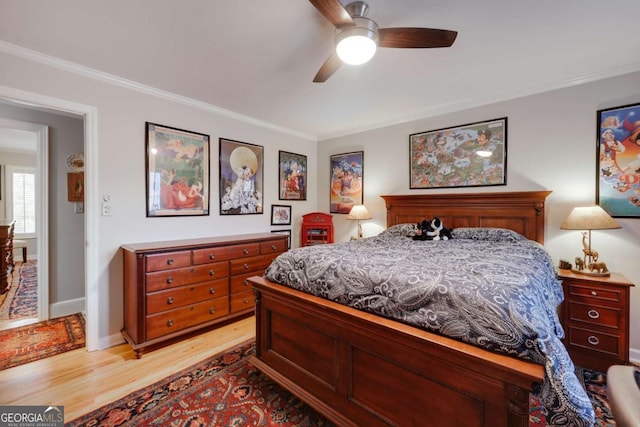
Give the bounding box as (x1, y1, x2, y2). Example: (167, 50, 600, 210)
(310, 0, 458, 82)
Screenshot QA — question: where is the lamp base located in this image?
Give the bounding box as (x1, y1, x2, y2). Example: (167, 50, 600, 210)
(570, 268, 611, 278)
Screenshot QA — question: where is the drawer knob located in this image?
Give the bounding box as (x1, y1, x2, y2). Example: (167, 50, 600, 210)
(167, 297, 174, 304)
(167, 319, 174, 327)
(243, 263, 249, 269)
(587, 335, 600, 346)
(244, 280, 249, 286)
(209, 269, 215, 276)
(209, 308, 216, 314)
(271, 244, 277, 250)
(209, 253, 215, 260)
(209, 288, 216, 294)
(167, 258, 174, 265)
(591, 291, 597, 296)
(167, 276, 174, 284)
(243, 249, 249, 255)
(243, 298, 250, 304)
(587, 309, 600, 319)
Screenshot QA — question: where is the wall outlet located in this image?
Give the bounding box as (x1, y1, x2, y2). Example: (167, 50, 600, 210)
(102, 202, 112, 216)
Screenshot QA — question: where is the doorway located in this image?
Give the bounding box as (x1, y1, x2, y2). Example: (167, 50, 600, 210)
(0, 88, 98, 352)
(0, 118, 48, 330)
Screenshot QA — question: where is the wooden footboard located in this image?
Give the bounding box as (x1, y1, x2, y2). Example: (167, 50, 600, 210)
(249, 276, 544, 427)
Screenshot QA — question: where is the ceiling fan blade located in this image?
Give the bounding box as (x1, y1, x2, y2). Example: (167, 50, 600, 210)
(309, 0, 354, 27)
(313, 52, 342, 83)
(378, 28, 458, 48)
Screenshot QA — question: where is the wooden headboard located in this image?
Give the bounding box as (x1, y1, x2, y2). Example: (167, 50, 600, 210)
(381, 190, 551, 244)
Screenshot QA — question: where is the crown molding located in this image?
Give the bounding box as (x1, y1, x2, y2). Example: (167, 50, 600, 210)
(0, 40, 317, 142)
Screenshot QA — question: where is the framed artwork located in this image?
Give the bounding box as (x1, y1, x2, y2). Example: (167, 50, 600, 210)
(409, 117, 507, 189)
(67, 172, 84, 202)
(279, 151, 307, 200)
(596, 103, 640, 218)
(219, 138, 264, 215)
(330, 151, 364, 214)
(145, 122, 209, 217)
(271, 229, 292, 249)
(271, 204, 292, 225)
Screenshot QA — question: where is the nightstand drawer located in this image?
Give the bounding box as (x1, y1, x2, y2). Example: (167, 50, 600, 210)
(568, 326, 620, 357)
(568, 302, 620, 329)
(568, 283, 622, 303)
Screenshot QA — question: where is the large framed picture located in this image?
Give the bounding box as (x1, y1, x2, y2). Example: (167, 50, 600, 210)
(596, 103, 640, 218)
(270, 204, 292, 225)
(145, 122, 209, 217)
(409, 117, 507, 189)
(279, 151, 307, 200)
(219, 138, 264, 215)
(330, 151, 363, 214)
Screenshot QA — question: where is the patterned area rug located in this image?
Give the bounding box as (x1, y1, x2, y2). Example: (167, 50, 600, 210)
(66, 341, 614, 427)
(8, 261, 38, 319)
(0, 313, 85, 371)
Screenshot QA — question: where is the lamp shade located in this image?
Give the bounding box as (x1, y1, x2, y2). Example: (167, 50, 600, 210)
(560, 206, 621, 230)
(347, 205, 372, 220)
(335, 17, 378, 65)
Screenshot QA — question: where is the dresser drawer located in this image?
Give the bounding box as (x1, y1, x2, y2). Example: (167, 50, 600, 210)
(568, 302, 620, 329)
(146, 297, 230, 340)
(230, 271, 257, 294)
(260, 239, 287, 254)
(230, 290, 254, 313)
(146, 278, 229, 315)
(228, 243, 260, 258)
(192, 246, 231, 264)
(567, 326, 620, 357)
(146, 251, 191, 272)
(146, 262, 230, 292)
(567, 283, 622, 303)
(230, 254, 277, 275)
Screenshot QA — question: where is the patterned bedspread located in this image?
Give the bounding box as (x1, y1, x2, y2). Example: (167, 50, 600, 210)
(264, 226, 595, 426)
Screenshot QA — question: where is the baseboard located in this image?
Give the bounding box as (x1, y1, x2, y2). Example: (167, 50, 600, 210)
(101, 332, 126, 350)
(630, 347, 640, 366)
(49, 297, 85, 319)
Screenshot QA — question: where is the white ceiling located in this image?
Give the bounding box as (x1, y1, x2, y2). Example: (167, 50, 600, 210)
(1, 0, 640, 141)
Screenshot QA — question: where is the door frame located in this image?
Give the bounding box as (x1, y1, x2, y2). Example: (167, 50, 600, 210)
(0, 85, 99, 351)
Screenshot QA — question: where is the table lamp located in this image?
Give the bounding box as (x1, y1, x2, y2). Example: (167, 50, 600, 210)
(560, 206, 621, 276)
(347, 205, 372, 239)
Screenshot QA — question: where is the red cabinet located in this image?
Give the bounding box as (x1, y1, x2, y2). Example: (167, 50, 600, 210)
(301, 212, 334, 247)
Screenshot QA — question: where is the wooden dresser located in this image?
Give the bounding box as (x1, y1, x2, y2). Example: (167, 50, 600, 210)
(121, 232, 288, 358)
(558, 269, 635, 372)
(1, 219, 16, 294)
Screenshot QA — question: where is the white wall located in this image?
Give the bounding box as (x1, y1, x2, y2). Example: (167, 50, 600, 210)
(318, 71, 640, 362)
(0, 50, 318, 348)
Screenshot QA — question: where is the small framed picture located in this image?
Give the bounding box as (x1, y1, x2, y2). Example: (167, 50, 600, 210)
(279, 151, 307, 200)
(271, 204, 292, 225)
(271, 229, 292, 249)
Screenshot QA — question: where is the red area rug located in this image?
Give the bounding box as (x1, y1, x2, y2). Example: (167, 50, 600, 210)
(66, 341, 613, 427)
(0, 313, 85, 371)
(8, 261, 38, 319)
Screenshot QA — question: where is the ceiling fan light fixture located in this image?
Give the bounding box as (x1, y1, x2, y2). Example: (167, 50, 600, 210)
(336, 17, 378, 65)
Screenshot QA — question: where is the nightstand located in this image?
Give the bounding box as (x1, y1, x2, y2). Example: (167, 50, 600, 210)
(557, 269, 635, 372)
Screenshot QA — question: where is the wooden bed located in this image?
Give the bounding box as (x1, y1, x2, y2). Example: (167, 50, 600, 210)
(249, 190, 551, 427)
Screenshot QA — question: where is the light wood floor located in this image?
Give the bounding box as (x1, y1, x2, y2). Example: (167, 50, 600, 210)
(0, 316, 255, 422)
